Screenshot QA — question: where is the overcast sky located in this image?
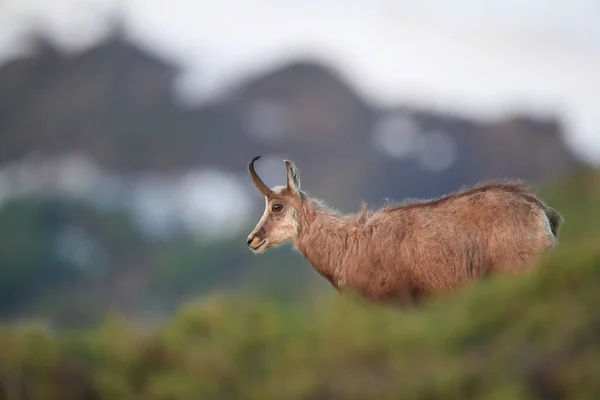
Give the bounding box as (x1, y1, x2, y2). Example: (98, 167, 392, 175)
(1, 0, 599, 165)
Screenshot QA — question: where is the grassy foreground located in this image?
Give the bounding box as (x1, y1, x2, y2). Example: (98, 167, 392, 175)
(1, 245, 599, 400)
(0, 170, 599, 400)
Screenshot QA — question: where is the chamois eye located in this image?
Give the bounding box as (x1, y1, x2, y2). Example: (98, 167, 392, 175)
(272, 203, 283, 212)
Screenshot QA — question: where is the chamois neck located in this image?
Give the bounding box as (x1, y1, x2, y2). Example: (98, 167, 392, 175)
(294, 198, 348, 288)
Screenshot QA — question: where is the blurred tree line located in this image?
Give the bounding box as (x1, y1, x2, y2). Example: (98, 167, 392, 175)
(0, 195, 319, 327)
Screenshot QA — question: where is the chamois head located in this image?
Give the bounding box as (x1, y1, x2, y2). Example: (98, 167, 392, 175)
(246, 156, 303, 253)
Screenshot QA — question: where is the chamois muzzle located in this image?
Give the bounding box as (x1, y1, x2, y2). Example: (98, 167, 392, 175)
(248, 156, 273, 197)
(247, 234, 267, 251)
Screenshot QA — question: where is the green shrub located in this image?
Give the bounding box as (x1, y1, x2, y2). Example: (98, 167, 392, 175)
(0, 242, 598, 399)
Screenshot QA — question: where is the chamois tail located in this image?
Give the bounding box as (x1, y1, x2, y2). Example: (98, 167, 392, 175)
(544, 206, 564, 238)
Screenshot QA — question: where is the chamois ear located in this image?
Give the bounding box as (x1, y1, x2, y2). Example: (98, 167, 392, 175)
(284, 159, 301, 192)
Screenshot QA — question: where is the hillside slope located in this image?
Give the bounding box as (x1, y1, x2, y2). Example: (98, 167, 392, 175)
(0, 169, 598, 400)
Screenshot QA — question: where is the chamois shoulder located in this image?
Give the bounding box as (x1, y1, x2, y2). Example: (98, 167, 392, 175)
(381, 178, 538, 212)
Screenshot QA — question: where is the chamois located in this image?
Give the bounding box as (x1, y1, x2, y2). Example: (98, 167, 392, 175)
(246, 156, 563, 305)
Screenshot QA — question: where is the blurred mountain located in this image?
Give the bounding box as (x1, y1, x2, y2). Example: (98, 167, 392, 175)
(0, 29, 584, 208)
(0, 29, 591, 326)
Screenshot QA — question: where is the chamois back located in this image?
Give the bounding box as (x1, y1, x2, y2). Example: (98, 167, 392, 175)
(246, 157, 563, 306)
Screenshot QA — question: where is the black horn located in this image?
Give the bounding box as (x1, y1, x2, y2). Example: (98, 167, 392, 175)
(248, 156, 273, 197)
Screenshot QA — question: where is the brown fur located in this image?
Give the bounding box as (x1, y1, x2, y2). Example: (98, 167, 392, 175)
(246, 159, 563, 306)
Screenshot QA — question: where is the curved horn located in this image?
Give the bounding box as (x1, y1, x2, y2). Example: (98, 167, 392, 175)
(248, 156, 273, 197)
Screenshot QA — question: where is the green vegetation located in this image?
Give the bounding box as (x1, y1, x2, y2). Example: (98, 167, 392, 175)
(0, 197, 313, 323)
(0, 169, 598, 399)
